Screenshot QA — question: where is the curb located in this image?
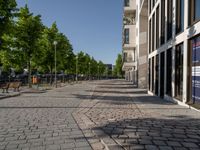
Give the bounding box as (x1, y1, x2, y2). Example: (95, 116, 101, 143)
(0, 93, 21, 100)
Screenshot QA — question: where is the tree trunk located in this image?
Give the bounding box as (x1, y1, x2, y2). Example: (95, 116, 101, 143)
(50, 65, 53, 85)
(28, 59, 32, 88)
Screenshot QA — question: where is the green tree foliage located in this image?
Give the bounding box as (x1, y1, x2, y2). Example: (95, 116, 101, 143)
(98, 61, 106, 78)
(0, 0, 17, 37)
(37, 22, 75, 83)
(0, 2, 107, 83)
(15, 5, 43, 87)
(113, 54, 124, 78)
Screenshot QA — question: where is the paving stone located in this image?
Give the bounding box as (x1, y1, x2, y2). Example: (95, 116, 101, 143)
(46, 144, 61, 150)
(167, 141, 181, 147)
(107, 144, 124, 150)
(29, 146, 45, 150)
(60, 143, 75, 149)
(145, 145, 159, 150)
(182, 142, 199, 148)
(159, 146, 173, 150)
(153, 140, 166, 146)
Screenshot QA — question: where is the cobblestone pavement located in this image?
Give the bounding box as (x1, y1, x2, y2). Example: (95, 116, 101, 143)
(0, 82, 96, 150)
(74, 80, 200, 150)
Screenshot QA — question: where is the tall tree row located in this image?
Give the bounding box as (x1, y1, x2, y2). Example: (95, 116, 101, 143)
(0, 2, 107, 86)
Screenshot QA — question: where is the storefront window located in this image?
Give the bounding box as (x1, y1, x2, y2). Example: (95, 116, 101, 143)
(175, 43, 183, 100)
(166, 48, 172, 96)
(189, 36, 200, 104)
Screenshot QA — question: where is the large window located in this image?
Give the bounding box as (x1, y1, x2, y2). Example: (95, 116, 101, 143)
(166, 48, 172, 96)
(161, 0, 165, 45)
(188, 35, 200, 104)
(152, 13, 155, 51)
(189, 0, 200, 25)
(155, 55, 159, 96)
(152, 57, 155, 92)
(149, 0, 152, 14)
(149, 59, 151, 91)
(124, 28, 129, 44)
(149, 19, 152, 53)
(124, 0, 130, 7)
(176, 0, 184, 34)
(175, 43, 183, 100)
(167, 0, 173, 40)
(156, 6, 160, 48)
(160, 52, 165, 97)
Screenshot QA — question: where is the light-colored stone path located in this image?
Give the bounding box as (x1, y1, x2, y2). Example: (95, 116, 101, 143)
(74, 80, 200, 150)
(0, 82, 95, 150)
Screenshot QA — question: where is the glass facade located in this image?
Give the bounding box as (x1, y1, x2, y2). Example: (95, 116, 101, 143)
(166, 48, 172, 96)
(161, 0, 165, 45)
(176, 0, 184, 34)
(189, 0, 200, 25)
(167, 0, 173, 40)
(175, 43, 183, 100)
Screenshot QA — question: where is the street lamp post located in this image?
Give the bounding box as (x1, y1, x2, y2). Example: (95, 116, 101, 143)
(98, 65, 100, 80)
(89, 62, 91, 80)
(76, 55, 78, 82)
(53, 41, 57, 88)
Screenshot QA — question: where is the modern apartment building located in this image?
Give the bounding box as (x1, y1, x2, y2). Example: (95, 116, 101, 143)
(122, 0, 137, 85)
(148, 0, 200, 105)
(122, 0, 148, 88)
(136, 0, 148, 88)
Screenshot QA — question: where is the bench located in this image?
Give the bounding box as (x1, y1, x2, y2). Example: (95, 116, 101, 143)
(0, 83, 10, 93)
(9, 82, 22, 92)
(0, 82, 22, 93)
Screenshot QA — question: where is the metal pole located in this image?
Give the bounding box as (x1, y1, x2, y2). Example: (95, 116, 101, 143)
(76, 56, 78, 82)
(89, 62, 91, 80)
(55, 44, 57, 88)
(98, 65, 99, 80)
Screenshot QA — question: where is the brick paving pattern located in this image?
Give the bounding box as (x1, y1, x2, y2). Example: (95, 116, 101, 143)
(0, 83, 94, 150)
(74, 80, 200, 150)
(1, 80, 200, 150)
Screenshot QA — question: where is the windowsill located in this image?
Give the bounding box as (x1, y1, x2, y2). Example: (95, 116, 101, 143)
(188, 19, 200, 29)
(175, 30, 184, 37)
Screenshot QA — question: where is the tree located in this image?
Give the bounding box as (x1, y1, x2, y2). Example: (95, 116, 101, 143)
(98, 61, 106, 79)
(37, 22, 75, 83)
(113, 54, 124, 78)
(15, 5, 43, 87)
(0, 0, 17, 42)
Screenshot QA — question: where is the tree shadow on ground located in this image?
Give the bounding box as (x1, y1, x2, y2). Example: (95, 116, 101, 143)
(98, 86, 138, 89)
(85, 89, 147, 95)
(90, 116, 200, 149)
(73, 93, 176, 106)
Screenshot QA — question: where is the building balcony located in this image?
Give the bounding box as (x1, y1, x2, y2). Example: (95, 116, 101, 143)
(122, 61, 137, 71)
(124, 0, 136, 13)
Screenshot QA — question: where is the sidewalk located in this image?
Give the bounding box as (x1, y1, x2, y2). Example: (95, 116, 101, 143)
(0, 81, 89, 100)
(73, 80, 200, 150)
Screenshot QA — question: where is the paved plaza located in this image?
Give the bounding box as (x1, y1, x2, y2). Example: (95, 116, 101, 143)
(0, 80, 200, 150)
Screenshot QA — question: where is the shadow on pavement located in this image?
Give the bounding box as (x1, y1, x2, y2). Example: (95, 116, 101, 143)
(73, 94, 176, 106)
(91, 116, 200, 149)
(85, 90, 147, 94)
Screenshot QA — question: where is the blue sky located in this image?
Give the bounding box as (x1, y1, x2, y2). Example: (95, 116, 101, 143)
(16, 0, 123, 65)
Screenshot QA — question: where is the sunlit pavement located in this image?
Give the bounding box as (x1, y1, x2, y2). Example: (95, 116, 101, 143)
(0, 80, 200, 150)
(74, 80, 200, 150)
(0, 82, 95, 150)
